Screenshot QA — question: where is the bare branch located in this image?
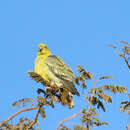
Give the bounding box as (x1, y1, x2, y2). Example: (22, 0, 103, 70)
(0, 106, 39, 128)
(56, 111, 82, 130)
(6, 106, 38, 122)
(120, 54, 130, 69)
(27, 105, 42, 130)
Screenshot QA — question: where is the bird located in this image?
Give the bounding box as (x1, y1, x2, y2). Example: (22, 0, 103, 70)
(34, 43, 79, 96)
(34, 43, 79, 108)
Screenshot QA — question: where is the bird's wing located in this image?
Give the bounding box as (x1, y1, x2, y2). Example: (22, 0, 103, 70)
(45, 55, 79, 96)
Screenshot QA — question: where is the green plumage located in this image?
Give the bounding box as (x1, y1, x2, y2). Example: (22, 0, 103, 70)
(45, 55, 79, 96)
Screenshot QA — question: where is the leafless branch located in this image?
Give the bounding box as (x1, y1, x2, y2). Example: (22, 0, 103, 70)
(56, 111, 82, 130)
(26, 105, 42, 130)
(121, 54, 130, 69)
(6, 106, 38, 122)
(0, 106, 39, 128)
(114, 48, 130, 69)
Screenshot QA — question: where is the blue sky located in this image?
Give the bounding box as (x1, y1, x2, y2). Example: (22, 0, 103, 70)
(0, 0, 130, 130)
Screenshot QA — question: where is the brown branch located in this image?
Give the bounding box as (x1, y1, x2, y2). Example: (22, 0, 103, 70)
(121, 55, 130, 69)
(115, 50, 130, 69)
(57, 77, 97, 130)
(56, 111, 82, 130)
(83, 78, 97, 112)
(6, 106, 38, 122)
(82, 78, 97, 130)
(27, 105, 42, 130)
(0, 106, 39, 128)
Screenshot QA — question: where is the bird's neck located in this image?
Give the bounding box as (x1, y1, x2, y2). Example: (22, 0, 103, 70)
(37, 52, 51, 60)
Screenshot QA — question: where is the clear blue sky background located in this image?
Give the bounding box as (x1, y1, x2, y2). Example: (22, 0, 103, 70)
(0, 0, 130, 130)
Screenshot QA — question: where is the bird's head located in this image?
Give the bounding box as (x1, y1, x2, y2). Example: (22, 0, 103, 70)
(38, 43, 51, 56)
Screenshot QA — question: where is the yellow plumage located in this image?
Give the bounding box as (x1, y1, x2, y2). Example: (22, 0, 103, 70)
(35, 43, 51, 82)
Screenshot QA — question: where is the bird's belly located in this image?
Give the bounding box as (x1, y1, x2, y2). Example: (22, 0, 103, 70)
(34, 60, 49, 82)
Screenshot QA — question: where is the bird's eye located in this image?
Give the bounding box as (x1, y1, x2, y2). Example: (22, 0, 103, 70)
(39, 46, 43, 51)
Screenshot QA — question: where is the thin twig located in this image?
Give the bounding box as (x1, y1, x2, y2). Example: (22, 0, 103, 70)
(88, 78, 97, 112)
(83, 78, 97, 130)
(115, 50, 130, 69)
(6, 106, 38, 122)
(0, 106, 39, 128)
(121, 55, 130, 69)
(27, 105, 42, 130)
(56, 111, 82, 130)
(57, 76, 97, 130)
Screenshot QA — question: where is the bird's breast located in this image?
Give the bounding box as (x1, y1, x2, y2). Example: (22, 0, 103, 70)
(34, 57, 50, 82)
